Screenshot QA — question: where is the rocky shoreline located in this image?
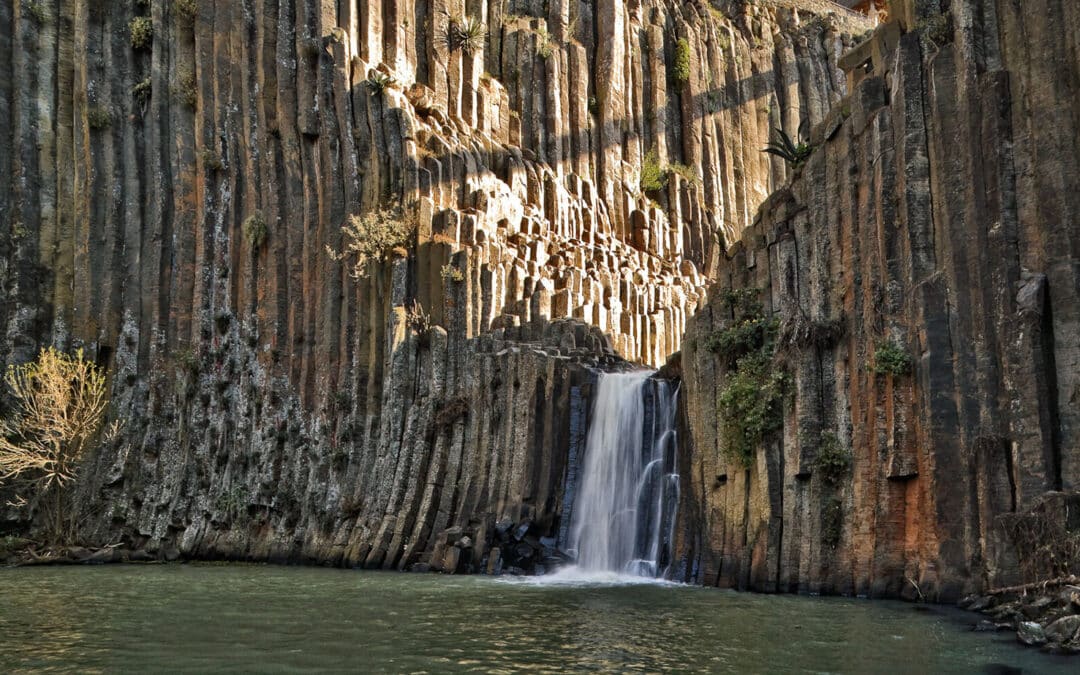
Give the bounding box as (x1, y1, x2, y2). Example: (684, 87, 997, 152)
(960, 579, 1080, 654)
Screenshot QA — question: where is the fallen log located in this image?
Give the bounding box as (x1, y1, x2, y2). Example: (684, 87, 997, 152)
(986, 575, 1080, 595)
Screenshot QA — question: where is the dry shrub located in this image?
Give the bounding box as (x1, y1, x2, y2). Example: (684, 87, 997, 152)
(1001, 493, 1080, 583)
(0, 348, 114, 541)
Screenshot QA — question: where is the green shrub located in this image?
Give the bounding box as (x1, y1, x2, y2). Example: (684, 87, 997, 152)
(87, 105, 112, 130)
(132, 77, 152, 106)
(176, 0, 198, 24)
(243, 211, 267, 249)
(440, 263, 464, 283)
(871, 341, 910, 376)
(536, 25, 554, 59)
(704, 315, 779, 364)
(640, 150, 667, 192)
(718, 352, 787, 468)
(712, 287, 788, 468)
(814, 431, 850, 486)
(672, 38, 692, 84)
(667, 162, 698, 184)
(177, 70, 198, 109)
(703, 288, 775, 364)
(129, 16, 153, 50)
(328, 207, 416, 278)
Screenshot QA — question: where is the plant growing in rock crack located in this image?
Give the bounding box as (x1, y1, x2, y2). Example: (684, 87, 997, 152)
(132, 77, 152, 107)
(871, 341, 910, 376)
(176, 70, 198, 109)
(23, 0, 47, 24)
(364, 73, 396, 96)
(441, 264, 465, 283)
(129, 16, 153, 50)
(175, 0, 198, 25)
(441, 15, 486, 56)
(87, 105, 112, 130)
(243, 210, 267, 250)
(640, 151, 667, 193)
(762, 127, 813, 167)
(704, 289, 778, 366)
(536, 26, 554, 59)
(712, 288, 788, 467)
(327, 207, 416, 278)
(0, 348, 116, 543)
(672, 37, 692, 84)
(814, 431, 850, 486)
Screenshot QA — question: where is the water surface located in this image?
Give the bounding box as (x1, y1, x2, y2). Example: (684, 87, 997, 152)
(0, 565, 1071, 673)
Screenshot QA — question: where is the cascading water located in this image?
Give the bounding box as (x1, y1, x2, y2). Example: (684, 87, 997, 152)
(564, 371, 680, 579)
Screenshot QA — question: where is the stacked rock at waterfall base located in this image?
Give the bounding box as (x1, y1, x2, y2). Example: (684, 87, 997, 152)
(678, 0, 1080, 601)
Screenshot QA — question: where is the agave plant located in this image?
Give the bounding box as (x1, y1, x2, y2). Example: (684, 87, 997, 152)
(365, 73, 396, 96)
(440, 14, 487, 55)
(456, 17, 486, 55)
(762, 128, 813, 167)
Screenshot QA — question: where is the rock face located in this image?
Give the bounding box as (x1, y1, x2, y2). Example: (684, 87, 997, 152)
(0, 1, 861, 566)
(678, 0, 1080, 600)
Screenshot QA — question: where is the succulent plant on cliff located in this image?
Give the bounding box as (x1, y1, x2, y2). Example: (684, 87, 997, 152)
(762, 128, 813, 167)
(441, 15, 486, 56)
(365, 73, 396, 96)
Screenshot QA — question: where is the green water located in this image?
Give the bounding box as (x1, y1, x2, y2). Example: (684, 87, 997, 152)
(0, 565, 1071, 673)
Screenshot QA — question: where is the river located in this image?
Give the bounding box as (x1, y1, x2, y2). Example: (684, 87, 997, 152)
(0, 565, 1071, 673)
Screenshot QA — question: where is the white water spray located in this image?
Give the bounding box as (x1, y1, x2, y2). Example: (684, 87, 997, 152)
(564, 371, 680, 579)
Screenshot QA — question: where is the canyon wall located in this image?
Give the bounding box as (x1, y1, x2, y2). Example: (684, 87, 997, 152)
(679, 0, 1080, 600)
(0, 1, 862, 564)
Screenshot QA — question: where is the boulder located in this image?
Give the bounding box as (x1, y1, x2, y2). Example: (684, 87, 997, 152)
(1017, 621, 1047, 646)
(1044, 615, 1080, 644)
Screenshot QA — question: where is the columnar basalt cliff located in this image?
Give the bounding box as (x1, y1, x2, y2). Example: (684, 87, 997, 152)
(0, 1, 862, 565)
(679, 0, 1079, 601)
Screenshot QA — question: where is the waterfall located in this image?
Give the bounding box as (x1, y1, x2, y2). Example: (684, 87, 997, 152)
(565, 371, 680, 578)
